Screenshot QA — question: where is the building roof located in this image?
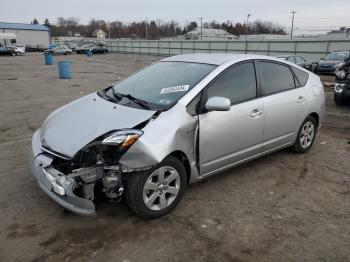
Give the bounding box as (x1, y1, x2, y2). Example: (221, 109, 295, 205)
(0, 22, 49, 31)
(162, 53, 277, 66)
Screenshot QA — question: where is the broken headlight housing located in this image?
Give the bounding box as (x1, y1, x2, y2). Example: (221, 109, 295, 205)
(102, 129, 143, 149)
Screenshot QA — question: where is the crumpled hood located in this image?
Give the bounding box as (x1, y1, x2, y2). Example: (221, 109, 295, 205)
(40, 92, 156, 158)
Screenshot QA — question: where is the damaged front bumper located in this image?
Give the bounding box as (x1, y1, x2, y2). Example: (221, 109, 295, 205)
(29, 130, 96, 216)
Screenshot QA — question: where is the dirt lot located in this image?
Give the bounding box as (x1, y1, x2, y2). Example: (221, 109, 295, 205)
(0, 53, 349, 262)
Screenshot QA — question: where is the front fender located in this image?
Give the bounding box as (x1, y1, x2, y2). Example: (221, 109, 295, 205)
(119, 103, 200, 182)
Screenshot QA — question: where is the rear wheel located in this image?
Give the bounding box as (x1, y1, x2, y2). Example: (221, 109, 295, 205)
(11, 52, 16, 56)
(290, 115, 317, 154)
(334, 93, 347, 106)
(125, 156, 187, 219)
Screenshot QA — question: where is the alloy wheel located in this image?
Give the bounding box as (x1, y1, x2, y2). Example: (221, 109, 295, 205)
(300, 121, 315, 149)
(143, 166, 180, 211)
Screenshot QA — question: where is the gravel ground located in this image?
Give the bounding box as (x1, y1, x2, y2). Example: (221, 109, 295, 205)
(0, 53, 349, 262)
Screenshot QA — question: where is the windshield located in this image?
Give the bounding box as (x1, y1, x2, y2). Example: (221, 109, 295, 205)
(111, 61, 216, 109)
(324, 52, 348, 61)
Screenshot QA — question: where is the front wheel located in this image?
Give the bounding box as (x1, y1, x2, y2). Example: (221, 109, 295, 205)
(334, 93, 347, 106)
(125, 156, 187, 219)
(290, 116, 317, 154)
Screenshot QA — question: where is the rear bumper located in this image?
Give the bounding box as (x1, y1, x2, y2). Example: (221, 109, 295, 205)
(29, 130, 96, 216)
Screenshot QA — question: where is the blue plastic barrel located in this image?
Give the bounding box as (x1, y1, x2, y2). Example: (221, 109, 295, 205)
(85, 49, 92, 57)
(44, 53, 53, 65)
(58, 61, 72, 79)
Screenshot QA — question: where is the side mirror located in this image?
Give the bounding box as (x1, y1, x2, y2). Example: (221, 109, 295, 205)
(205, 97, 231, 112)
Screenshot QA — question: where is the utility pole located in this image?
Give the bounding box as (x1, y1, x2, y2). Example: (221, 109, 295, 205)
(107, 21, 111, 39)
(245, 14, 251, 41)
(291, 11, 296, 39)
(145, 17, 148, 39)
(199, 17, 203, 40)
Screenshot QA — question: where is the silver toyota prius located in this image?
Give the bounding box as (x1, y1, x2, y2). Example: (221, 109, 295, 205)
(29, 54, 325, 219)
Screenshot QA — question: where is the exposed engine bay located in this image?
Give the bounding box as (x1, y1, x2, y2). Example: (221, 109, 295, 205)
(50, 144, 125, 202)
(45, 123, 159, 204)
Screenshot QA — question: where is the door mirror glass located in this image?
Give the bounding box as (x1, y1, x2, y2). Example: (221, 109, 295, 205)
(205, 97, 231, 112)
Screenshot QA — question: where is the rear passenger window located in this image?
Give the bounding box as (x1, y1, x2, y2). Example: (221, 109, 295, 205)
(291, 66, 309, 87)
(260, 62, 295, 95)
(207, 62, 257, 104)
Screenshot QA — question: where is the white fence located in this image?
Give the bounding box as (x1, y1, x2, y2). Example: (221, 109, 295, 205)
(55, 39, 350, 62)
(105, 39, 350, 62)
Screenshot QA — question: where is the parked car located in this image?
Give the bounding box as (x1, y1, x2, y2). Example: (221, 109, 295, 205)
(44, 46, 73, 55)
(76, 44, 108, 54)
(277, 55, 313, 71)
(36, 45, 47, 52)
(25, 45, 36, 52)
(25, 45, 47, 52)
(7, 46, 25, 55)
(29, 54, 325, 219)
(334, 59, 350, 105)
(68, 43, 79, 52)
(91, 45, 108, 54)
(0, 46, 16, 56)
(315, 51, 350, 75)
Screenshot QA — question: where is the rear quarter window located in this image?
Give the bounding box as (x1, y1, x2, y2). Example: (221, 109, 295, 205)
(292, 67, 309, 87)
(259, 61, 296, 95)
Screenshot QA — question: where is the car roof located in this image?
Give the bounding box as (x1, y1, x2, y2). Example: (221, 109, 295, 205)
(161, 53, 284, 65)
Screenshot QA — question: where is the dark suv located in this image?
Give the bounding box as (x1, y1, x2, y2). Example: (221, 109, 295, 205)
(316, 51, 350, 75)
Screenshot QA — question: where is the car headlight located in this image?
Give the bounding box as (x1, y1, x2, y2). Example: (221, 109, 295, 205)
(102, 129, 143, 149)
(335, 69, 346, 79)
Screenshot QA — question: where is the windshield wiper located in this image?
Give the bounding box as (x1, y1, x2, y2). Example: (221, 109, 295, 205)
(111, 88, 150, 109)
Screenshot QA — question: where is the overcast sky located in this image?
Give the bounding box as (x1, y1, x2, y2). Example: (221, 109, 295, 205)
(1, 0, 350, 34)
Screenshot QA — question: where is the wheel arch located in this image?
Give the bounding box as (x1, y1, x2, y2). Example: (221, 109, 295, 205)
(309, 112, 319, 128)
(168, 150, 191, 184)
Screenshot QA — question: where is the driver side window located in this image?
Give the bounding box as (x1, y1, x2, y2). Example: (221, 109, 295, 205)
(207, 62, 257, 104)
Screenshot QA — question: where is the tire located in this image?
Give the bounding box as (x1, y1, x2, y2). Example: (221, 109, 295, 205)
(125, 156, 187, 219)
(16, 52, 21, 56)
(104, 50, 108, 54)
(334, 93, 347, 106)
(11, 52, 15, 56)
(290, 115, 317, 154)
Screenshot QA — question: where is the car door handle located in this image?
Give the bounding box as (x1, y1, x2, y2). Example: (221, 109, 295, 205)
(250, 109, 262, 119)
(297, 96, 306, 104)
